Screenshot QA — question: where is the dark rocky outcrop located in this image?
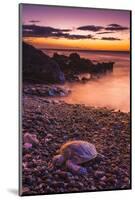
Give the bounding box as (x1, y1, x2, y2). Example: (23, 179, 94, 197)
(52, 53, 93, 74)
(52, 52, 114, 81)
(22, 42, 114, 84)
(22, 42, 65, 83)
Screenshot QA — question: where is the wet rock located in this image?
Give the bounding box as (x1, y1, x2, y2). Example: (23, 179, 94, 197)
(22, 187, 30, 194)
(23, 154, 32, 161)
(77, 182, 84, 188)
(94, 170, 105, 178)
(24, 175, 36, 186)
(46, 178, 52, 185)
(52, 181, 64, 187)
(46, 133, 53, 138)
(23, 133, 39, 145)
(67, 172, 73, 177)
(123, 177, 130, 184)
(63, 135, 68, 140)
(92, 164, 99, 170)
(24, 143, 32, 150)
(87, 166, 93, 173)
(43, 99, 51, 103)
(48, 89, 55, 96)
(91, 186, 97, 190)
(100, 176, 107, 181)
(70, 180, 76, 187)
(99, 181, 106, 187)
(57, 170, 68, 179)
(23, 42, 65, 84)
(52, 100, 60, 104)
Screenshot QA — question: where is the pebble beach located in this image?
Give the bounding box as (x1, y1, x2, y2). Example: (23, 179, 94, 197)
(21, 85, 131, 195)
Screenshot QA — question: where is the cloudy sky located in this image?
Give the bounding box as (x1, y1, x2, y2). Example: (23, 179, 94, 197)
(21, 4, 130, 51)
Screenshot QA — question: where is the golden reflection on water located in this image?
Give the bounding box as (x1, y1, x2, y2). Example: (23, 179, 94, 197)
(59, 67, 130, 113)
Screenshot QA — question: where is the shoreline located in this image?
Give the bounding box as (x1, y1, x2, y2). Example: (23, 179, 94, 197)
(23, 82, 130, 113)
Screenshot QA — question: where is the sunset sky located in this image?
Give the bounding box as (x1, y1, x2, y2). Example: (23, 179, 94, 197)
(21, 4, 130, 51)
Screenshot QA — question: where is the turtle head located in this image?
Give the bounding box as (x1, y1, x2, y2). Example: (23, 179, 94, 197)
(52, 154, 64, 167)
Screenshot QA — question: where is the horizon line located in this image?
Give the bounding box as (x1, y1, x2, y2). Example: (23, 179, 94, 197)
(39, 48, 130, 53)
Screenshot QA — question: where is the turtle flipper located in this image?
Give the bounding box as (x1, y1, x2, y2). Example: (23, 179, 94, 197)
(97, 153, 107, 159)
(66, 160, 87, 175)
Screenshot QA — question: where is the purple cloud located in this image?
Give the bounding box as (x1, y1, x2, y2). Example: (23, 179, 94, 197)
(23, 24, 93, 40)
(101, 37, 121, 41)
(29, 20, 40, 23)
(77, 25, 104, 32)
(105, 24, 128, 31)
(97, 31, 114, 35)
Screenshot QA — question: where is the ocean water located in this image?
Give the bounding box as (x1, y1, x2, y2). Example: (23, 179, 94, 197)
(42, 49, 130, 112)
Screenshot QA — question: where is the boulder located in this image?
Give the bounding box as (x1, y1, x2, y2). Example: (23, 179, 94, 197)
(22, 42, 65, 84)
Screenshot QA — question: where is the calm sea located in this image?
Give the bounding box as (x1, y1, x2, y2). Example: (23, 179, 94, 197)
(42, 49, 130, 112)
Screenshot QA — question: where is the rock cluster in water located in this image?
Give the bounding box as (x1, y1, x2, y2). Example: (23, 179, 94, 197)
(53, 52, 114, 82)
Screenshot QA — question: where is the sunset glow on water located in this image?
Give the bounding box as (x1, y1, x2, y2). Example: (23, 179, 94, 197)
(43, 50, 130, 112)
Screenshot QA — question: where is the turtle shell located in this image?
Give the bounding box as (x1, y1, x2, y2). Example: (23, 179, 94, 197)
(60, 140, 98, 164)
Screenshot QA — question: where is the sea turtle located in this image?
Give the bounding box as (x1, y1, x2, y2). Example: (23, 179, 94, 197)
(52, 140, 103, 175)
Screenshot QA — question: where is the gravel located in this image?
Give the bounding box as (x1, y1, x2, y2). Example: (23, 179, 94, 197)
(21, 87, 131, 195)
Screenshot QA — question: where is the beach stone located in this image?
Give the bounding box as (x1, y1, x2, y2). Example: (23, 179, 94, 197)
(46, 178, 52, 184)
(24, 143, 32, 150)
(23, 154, 31, 160)
(70, 180, 76, 187)
(124, 177, 130, 184)
(22, 187, 30, 194)
(48, 90, 55, 96)
(92, 164, 99, 170)
(67, 172, 73, 177)
(46, 133, 53, 138)
(87, 166, 93, 172)
(100, 176, 107, 181)
(52, 181, 64, 187)
(53, 100, 60, 104)
(43, 99, 51, 103)
(94, 170, 105, 178)
(46, 186, 54, 193)
(23, 132, 39, 145)
(78, 182, 84, 188)
(91, 186, 97, 190)
(63, 135, 68, 140)
(99, 181, 106, 187)
(24, 176, 36, 185)
(57, 170, 68, 178)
